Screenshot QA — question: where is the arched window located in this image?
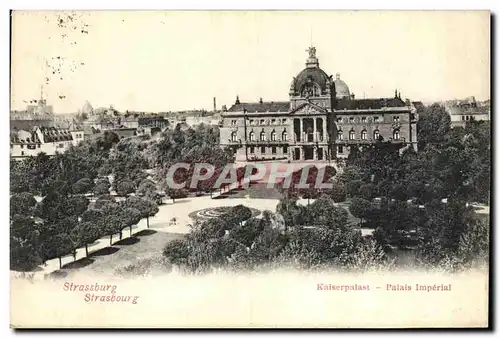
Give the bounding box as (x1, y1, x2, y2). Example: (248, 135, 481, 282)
(393, 129, 400, 140)
(249, 131, 255, 141)
(230, 131, 237, 142)
(337, 130, 343, 140)
(271, 130, 277, 141)
(373, 129, 380, 141)
(361, 130, 367, 140)
(282, 129, 287, 141)
(349, 130, 355, 140)
(260, 130, 266, 141)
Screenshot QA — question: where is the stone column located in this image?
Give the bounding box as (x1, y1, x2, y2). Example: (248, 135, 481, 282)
(300, 118, 304, 142)
(323, 117, 327, 141)
(313, 118, 317, 142)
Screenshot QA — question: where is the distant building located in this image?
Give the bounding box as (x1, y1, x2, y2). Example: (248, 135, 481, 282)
(10, 99, 55, 130)
(138, 116, 168, 129)
(443, 97, 490, 128)
(185, 114, 220, 127)
(10, 126, 84, 160)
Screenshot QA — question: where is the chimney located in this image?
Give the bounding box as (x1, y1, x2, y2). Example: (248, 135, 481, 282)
(235, 96, 240, 105)
(259, 97, 263, 104)
(213, 97, 217, 112)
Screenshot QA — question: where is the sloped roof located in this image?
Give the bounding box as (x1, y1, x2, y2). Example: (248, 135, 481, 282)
(10, 131, 41, 144)
(336, 97, 408, 110)
(227, 101, 290, 113)
(38, 127, 74, 142)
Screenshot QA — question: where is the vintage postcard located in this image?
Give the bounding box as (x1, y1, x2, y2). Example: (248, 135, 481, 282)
(9, 10, 490, 328)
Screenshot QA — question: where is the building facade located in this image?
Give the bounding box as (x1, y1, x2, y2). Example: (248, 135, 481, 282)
(10, 127, 84, 160)
(220, 47, 418, 162)
(443, 97, 490, 128)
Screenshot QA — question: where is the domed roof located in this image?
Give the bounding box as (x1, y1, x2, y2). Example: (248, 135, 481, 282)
(292, 67, 332, 95)
(334, 73, 350, 99)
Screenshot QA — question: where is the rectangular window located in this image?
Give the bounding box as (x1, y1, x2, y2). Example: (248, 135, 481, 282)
(271, 146, 277, 154)
(59, 143, 64, 148)
(361, 117, 367, 123)
(260, 119, 265, 125)
(249, 146, 255, 154)
(338, 145, 343, 154)
(462, 116, 465, 121)
(283, 145, 288, 154)
(21, 151, 25, 156)
(37, 144, 41, 148)
(260, 146, 266, 154)
(20, 144, 24, 149)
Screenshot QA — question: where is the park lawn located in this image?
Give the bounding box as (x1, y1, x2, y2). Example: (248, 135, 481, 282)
(61, 230, 185, 276)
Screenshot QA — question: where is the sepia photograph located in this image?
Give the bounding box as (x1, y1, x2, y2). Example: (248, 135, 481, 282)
(8, 10, 491, 328)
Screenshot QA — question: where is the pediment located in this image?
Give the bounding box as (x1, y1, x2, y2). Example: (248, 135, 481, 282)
(289, 102, 327, 116)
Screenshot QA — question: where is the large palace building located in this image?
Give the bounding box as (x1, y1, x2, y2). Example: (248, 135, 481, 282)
(220, 47, 418, 162)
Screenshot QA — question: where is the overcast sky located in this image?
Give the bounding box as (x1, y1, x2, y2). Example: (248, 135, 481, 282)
(11, 11, 490, 114)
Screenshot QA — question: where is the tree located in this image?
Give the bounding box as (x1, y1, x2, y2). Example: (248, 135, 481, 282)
(36, 192, 89, 223)
(163, 239, 190, 266)
(348, 197, 373, 226)
(94, 178, 111, 195)
(308, 196, 349, 230)
(10, 192, 37, 217)
(94, 194, 116, 209)
(10, 215, 42, 271)
(119, 207, 142, 238)
(73, 178, 94, 195)
(123, 196, 159, 228)
(72, 221, 101, 257)
(38, 217, 76, 269)
(417, 103, 451, 150)
(96, 131, 120, 152)
(276, 196, 307, 229)
(116, 179, 135, 197)
(136, 179, 156, 197)
(345, 179, 362, 198)
(329, 182, 347, 203)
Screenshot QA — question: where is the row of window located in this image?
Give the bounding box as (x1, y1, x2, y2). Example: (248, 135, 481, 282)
(230, 118, 288, 126)
(231, 115, 403, 126)
(248, 145, 288, 155)
(461, 115, 476, 121)
(336, 116, 400, 124)
(231, 130, 288, 142)
(231, 129, 401, 142)
(17, 144, 41, 149)
(337, 129, 400, 140)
